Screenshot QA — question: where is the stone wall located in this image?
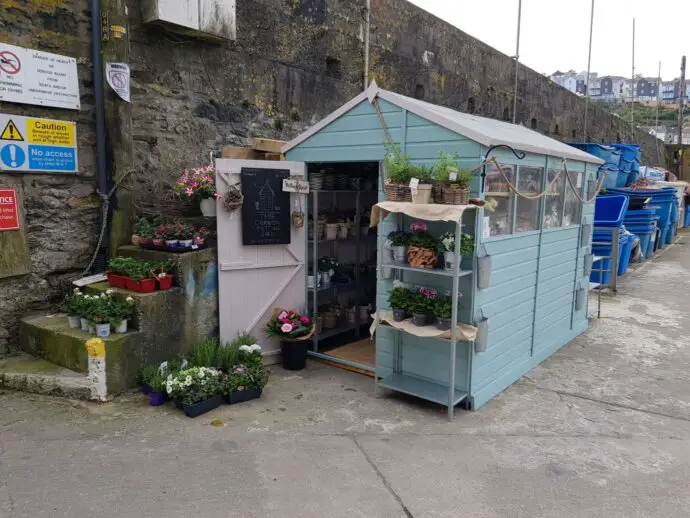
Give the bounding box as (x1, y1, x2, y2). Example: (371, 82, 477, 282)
(0, 1, 99, 353)
(0, 0, 664, 352)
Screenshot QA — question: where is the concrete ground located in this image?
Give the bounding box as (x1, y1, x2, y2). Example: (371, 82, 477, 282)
(2, 236, 690, 517)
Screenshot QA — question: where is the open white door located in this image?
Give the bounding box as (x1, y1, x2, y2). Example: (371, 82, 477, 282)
(215, 159, 307, 361)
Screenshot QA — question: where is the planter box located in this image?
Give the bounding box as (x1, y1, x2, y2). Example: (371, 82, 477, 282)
(157, 275, 174, 290)
(125, 277, 157, 293)
(107, 273, 128, 289)
(175, 395, 222, 418)
(223, 387, 262, 405)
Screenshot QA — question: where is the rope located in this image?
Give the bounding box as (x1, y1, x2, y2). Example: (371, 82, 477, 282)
(82, 169, 136, 275)
(371, 96, 604, 203)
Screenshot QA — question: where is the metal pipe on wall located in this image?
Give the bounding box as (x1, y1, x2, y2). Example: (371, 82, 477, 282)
(363, 0, 371, 88)
(91, 0, 108, 200)
(512, 0, 522, 124)
(583, 0, 595, 141)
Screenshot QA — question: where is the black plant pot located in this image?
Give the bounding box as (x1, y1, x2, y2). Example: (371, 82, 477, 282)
(411, 312, 428, 326)
(176, 396, 222, 418)
(281, 340, 308, 371)
(223, 387, 263, 405)
(392, 308, 406, 322)
(436, 317, 452, 331)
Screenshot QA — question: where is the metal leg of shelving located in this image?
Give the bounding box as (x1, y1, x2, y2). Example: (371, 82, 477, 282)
(610, 227, 619, 293)
(312, 191, 319, 353)
(447, 221, 462, 421)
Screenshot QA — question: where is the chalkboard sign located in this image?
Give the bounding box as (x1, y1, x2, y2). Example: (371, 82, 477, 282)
(241, 168, 291, 246)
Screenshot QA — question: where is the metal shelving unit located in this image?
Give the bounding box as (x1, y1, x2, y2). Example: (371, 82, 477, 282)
(374, 208, 476, 420)
(307, 189, 377, 356)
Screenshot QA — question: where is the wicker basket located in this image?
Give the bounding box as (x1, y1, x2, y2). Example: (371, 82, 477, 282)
(441, 185, 470, 205)
(407, 246, 438, 269)
(383, 181, 412, 202)
(432, 183, 443, 204)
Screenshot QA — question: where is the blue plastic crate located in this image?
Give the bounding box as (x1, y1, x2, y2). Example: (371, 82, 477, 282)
(568, 143, 622, 167)
(598, 165, 620, 189)
(594, 195, 629, 227)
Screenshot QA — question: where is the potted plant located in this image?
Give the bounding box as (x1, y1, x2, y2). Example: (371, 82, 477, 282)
(387, 287, 410, 322)
(78, 294, 95, 332)
(383, 144, 413, 202)
(409, 287, 438, 326)
(178, 224, 195, 248)
(174, 164, 222, 217)
(407, 222, 439, 269)
(125, 261, 157, 293)
(153, 224, 167, 247)
(194, 227, 210, 246)
(434, 294, 453, 330)
(410, 164, 434, 204)
(64, 288, 84, 328)
(435, 151, 475, 205)
(110, 295, 135, 333)
(133, 217, 155, 246)
(222, 351, 268, 404)
(324, 212, 339, 241)
(106, 257, 131, 289)
(139, 365, 169, 405)
(166, 366, 223, 417)
(387, 230, 411, 264)
(439, 232, 475, 272)
(266, 309, 314, 371)
(86, 291, 114, 338)
(163, 223, 182, 247)
(318, 257, 337, 286)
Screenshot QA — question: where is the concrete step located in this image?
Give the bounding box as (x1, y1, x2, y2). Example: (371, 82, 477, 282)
(0, 353, 92, 400)
(18, 313, 140, 395)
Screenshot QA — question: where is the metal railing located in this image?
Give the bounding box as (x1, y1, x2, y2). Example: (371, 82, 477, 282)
(591, 226, 620, 318)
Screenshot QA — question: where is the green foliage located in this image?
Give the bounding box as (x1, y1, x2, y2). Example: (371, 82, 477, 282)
(387, 230, 411, 247)
(408, 291, 436, 315)
(435, 150, 475, 187)
(189, 338, 219, 367)
(439, 232, 475, 255)
(409, 164, 434, 184)
(384, 143, 413, 184)
(214, 333, 258, 371)
(408, 231, 439, 250)
(166, 367, 223, 405)
(387, 287, 411, 310)
(222, 363, 268, 393)
(107, 257, 174, 281)
(138, 365, 167, 391)
(433, 295, 453, 318)
(134, 217, 156, 238)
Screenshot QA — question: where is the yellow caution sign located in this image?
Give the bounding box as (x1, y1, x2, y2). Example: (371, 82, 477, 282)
(26, 118, 75, 147)
(0, 120, 24, 141)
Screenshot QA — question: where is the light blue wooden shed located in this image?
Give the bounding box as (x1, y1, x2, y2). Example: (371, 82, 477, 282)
(283, 82, 604, 411)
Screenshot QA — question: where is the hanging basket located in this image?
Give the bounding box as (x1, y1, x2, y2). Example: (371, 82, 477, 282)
(441, 184, 471, 205)
(383, 181, 412, 202)
(407, 246, 438, 269)
(223, 184, 244, 212)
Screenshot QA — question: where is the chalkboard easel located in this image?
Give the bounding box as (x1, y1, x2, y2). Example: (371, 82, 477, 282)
(240, 168, 291, 246)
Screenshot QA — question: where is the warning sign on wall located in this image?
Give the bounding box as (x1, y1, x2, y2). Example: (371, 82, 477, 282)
(0, 188, 20, 231)
(0, 114, 78, 173)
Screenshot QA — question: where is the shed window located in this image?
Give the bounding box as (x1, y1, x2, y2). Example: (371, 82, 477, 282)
(484, 163, 515, 237)
(515, 166, 544, 233)
(543, 168, 565, 228)
(563, 171, 583, 226)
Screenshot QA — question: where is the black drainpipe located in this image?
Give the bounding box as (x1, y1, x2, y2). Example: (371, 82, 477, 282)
(91, 0, 110, 266)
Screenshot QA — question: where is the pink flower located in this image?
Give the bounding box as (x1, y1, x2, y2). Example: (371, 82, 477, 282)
(281, 323, 292, 333)
(410, 221, 428, 232)
(278, 311, 288, 320)
(237, 386, 245, 392)
(213, 192, 222, 199)
(185, 187, 194, 196)
(300, 316, 310, 325)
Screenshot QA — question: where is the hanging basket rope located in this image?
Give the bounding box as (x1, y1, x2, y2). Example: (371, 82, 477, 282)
(372, 97, 603, 204)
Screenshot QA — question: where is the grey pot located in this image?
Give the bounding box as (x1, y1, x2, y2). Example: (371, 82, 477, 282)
(584, 253, 593, 277)
(392, 308, 406, 322)
(393, 246, 407, 264)
(575, 287, 586, 311)
(411, 313, 428, 326)
(475, 318, 489, 353)
(436, 317, 451, 331)
(477, 255, 492, 290)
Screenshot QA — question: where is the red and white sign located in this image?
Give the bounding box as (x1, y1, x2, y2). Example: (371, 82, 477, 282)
(0, 188, 20, 231)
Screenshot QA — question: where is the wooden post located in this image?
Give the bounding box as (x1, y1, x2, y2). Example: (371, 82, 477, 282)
(101, 0, 133, 257)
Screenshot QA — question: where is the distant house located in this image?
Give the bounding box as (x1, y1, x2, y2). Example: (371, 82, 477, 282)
(599, 76, 627, 102)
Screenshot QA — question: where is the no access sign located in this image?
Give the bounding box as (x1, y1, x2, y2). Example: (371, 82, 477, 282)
(0, 114, 78, 173)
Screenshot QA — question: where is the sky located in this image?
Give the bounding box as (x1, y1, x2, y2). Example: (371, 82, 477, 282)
(407, 0, 689, 81)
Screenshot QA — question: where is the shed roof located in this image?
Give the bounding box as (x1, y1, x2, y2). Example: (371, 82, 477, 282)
(283, 82, 605, 165)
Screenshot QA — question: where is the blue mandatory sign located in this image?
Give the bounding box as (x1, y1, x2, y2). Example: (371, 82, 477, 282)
(0, 144, 26, 169)
(28, 145, 77, 172)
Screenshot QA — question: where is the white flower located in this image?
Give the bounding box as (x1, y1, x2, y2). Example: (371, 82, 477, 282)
(106, 289, 113, 295)
(199, 370, 205, 378)
(126, 296, 134, 303)
(100, 293, 106, 299)
(73, 287, 81, 294)
(239, 345, 251, 353)
(185, 376, 192, 385)
(249, 344, 262, 353)
(201, 379, 207, 385)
